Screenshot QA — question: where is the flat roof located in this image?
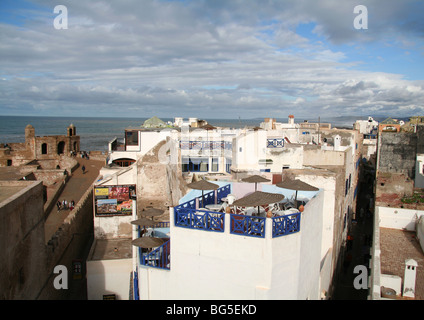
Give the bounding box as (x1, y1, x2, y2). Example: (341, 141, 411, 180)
(88, 238, 132, 261)
(0, 185, 27, 203)
(379, 227, 424, 299)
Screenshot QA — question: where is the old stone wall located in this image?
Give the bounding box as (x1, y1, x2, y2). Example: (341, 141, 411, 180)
(37, 187, 94, 300)
(0, 181, 47, 300)
(378, 132, 417, 179)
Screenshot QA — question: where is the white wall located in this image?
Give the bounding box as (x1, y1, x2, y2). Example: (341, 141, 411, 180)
(415, 154, 424, 188)
(376, 206, 424, 231)
(87, 258, 132, 300)
(138, 188, 326, 300)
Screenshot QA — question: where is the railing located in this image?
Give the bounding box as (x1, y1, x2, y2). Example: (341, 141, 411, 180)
(133, 271, 140, 300)
(201, 190, 216, 207)
(230, 214, 266, 238)
(267, 138, 284, 148)
(216, 184, 231, 200)
(174, 184, 302, 239)
(140, 239, 171, 270)
(175, 209, 225, 232)
(180, 141, 232, 150)
(154, 221, 170, 228)
(272, 213, 301, 237)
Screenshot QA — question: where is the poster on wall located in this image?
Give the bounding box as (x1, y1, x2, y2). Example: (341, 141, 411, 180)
(94, 185, 135, 216)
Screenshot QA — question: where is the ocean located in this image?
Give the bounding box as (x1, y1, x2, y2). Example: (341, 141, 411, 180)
(0, 115, 388, 152)
(0, 116, 263, 152)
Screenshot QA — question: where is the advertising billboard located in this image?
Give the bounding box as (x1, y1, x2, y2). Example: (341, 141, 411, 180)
(94, 185, 136, 216)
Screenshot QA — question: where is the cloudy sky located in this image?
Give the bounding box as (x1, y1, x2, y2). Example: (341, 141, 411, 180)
(0, 0, 423, 120)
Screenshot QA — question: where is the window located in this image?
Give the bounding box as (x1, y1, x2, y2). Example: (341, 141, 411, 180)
(182, 157, 209, 172)
(125, 130, 139, 146)
(211, 158, 219, 172)
(112, 158, 135, 167)
(41, 143, 48, 154)
(226, 158, 232, 173)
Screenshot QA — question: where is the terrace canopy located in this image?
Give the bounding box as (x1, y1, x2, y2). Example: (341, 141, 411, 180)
(241, 175, 271, 191)
(233, 191, 285, 215)
(187, 179, 219, 208)
(131, 217, 157, 227)
(131, 237, 165, 248)
(140, 208, 164, 219)
(276, 179, 319, 207)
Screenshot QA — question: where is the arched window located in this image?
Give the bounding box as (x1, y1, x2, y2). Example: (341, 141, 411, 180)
(41, 143, 48, 154)
(112, 158, 136, 167)
(57, 141, 65, 155)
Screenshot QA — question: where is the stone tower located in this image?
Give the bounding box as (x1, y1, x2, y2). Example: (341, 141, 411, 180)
(67, 124, 76, 137)
(25, 124, 36, 158)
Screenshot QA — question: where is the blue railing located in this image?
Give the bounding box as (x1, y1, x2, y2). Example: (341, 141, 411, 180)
(140, 239, 171, 270)
(201, 190, 216, 207)
(180, 141, 232, 150)
(174, 184, 230, 232)
(272, 212, 301, 237)
(230, 214, 266, 238)
(175, 209, 225, 232)
(174, 184, 302, 238)
(133, 271, 139, 300)
(267, 138, 284, 148)
(216, 184, 231, 200)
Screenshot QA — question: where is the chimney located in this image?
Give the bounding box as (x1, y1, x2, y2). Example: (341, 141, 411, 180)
(288, 115, 295, 125)
(402, 259, 418, 298)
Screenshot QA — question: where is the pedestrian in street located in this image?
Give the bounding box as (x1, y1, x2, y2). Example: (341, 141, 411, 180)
(70, 200, 75, 211)
(64, 199, 68, 210)
(82, 165, 86, 174)
(57, 200, 61, 211)
(347, 235, 353, 251)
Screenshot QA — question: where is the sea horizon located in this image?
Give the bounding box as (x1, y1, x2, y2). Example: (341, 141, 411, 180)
(0, 114, 409, 152)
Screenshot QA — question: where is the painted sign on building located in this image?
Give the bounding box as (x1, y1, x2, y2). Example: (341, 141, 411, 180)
(94, 185, 135, 216)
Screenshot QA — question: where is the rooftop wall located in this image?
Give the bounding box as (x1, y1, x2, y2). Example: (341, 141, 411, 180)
(138, 187, 325, 300)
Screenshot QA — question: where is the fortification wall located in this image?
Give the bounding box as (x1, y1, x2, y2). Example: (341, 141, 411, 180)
(37, 187, 94, 299)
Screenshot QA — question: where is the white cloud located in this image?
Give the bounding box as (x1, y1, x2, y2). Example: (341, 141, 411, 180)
(0, 0, 423, 119)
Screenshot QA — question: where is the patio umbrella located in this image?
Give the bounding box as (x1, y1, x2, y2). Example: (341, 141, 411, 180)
(132, 237, 165, 248)
(276, 179, 319, 207)
(141, 208, 164, 219)
(131, 217, 157, 227)
(187, 179, 219, 208)
(233, 191, 285, 215)
(241, 175, 271, 191)
(200, 123, 216, 130)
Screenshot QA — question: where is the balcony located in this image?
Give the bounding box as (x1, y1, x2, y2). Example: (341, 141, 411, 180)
(173, 184, 301, 239)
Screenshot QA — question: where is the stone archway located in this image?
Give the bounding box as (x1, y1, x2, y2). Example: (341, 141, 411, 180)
(57, 141, 65, 155)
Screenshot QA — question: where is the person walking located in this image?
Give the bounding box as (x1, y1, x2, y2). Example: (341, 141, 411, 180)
(82, 164, 86, 174)
(57, 200, 61, 211)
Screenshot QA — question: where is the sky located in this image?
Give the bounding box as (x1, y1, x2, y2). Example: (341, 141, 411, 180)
(0, 0, 423, 120)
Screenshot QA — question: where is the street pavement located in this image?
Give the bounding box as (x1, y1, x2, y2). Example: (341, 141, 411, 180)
(44, 156, 105, 243)
(332, 176, 374, 300)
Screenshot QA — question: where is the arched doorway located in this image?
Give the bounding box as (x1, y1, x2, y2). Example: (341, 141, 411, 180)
(41, 143, 48, 155)
(57, 141, 65, 155)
